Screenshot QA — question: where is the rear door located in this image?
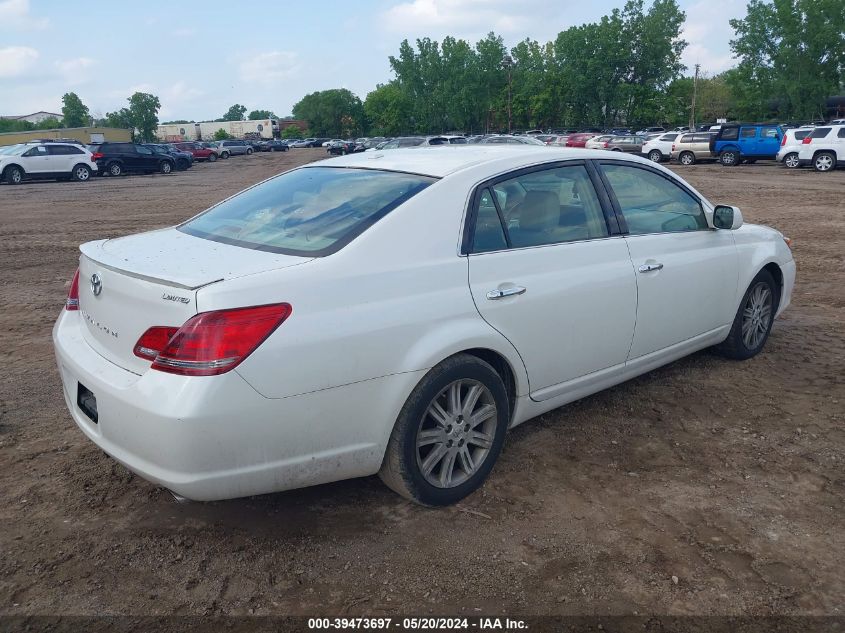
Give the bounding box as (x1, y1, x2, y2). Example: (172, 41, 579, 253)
(46, 144, 74, 174)
(597, 161, 738, 359)
(466, 161, 637, 399)
(759, 126, 781, 157)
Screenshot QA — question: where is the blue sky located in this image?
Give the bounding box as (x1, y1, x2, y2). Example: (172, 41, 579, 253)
(0, 0, 747, 121)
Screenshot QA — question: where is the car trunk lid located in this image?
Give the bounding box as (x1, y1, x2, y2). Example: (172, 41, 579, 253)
(77, 228, 311, 374)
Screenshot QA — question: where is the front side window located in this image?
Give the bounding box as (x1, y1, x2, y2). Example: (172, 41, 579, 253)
(180, 167, 435, 256)
(601, 164, 707, 235)
(470, 164, 608, 252)
(23, 146, 47, 156)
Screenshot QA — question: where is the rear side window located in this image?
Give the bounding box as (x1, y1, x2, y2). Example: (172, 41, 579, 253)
(179, 167, 436, 256)
(720, 127, 739, 141)
(810, 127, 831, 139)
(680, 134, 694, 143)
(601, 164, 707, 235)
(838, 128, 845, 138)
(470, 164, 608, 252)
(740, 127, 757, 138)
(761, 126, 779, 138)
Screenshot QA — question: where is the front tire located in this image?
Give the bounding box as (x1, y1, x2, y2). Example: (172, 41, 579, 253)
(813, 151, 836, 172)
(679, 151, 696, 165)
(379, 354, 510, 506)
(72, 164, 92, 181)
(208, 152, 217, 162)
(783, 153, 800, 169)
(221, 151, 229, 159)
(720, 150, 739, 166)
(246, 148, 253, 155)
(716, 269, 778, 360)
(648, 149, 662, 162)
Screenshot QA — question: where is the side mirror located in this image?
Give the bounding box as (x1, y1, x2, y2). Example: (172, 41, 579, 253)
(713, 205, 743, 230)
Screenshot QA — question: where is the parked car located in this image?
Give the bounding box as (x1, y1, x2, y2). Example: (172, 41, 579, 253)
(322, 139, 344, 147)
(584, 135, 612, 150)
(671, 126, 691, 132)
(565, 133, 597, 148)
(671, 132, 717, 165)
(479, 135, 546, 146)
(258, 140, 290, 152)
(776, 127, 814, 168)
(605, 135, 645, 153)
(215, 140, 252, 156)
(86, 142, 175, 176)
(173, 142, 219, 162)
(148, 144, 193, 171)
(428, 135, 468, 145)
(641, 132, 683, 162)
(0, 141, 97, 184)
(290, 139, 316, 148)
(547, 135, 570, 147)
(710, 123, 784, 166)
(635, 126, 666, 135)
(327, 140, 365, 155)
(797, 124, 845, 172)
(378, 137, 428, 149)
(53, 146, 795, 505)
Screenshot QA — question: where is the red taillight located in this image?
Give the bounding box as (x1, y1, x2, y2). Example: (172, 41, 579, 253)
(134, 326, 179, 360)
(66, 268, 80, 310)
(802, 137, 812, 144)
(780, 135, 787, 146)
(91, 152, 104, 160)
(140, 303, 292, 376)
(603, 142, 609, 148)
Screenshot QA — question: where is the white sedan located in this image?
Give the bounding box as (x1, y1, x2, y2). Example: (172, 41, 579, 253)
(53, 147, 795, 506)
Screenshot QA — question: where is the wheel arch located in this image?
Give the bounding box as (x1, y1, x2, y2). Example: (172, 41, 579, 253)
(455, 348, 518, 418)
(2, 162, 25, 176)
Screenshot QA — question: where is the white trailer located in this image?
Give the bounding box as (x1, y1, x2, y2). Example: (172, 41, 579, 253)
(196, 119, 278, 140)
(155, 123, 200, 142)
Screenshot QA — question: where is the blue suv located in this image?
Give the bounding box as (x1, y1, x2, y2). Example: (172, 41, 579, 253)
(710, 124, 784, 166)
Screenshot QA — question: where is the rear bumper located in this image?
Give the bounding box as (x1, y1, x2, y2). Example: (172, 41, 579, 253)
(53, 310, 418, 500)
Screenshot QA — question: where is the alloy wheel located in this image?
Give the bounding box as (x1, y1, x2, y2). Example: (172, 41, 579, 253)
(648, 150, 662, 162)
(784, 154, 799, 168)
(415, 379, 497, 489)
(75, 167, 90, 181)
(815, 154, 833, 172)
(741, 282, 773, 350)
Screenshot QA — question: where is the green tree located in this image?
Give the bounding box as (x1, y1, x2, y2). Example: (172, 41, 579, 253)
(213, 128, 232, 140)
(364, 83, 413, 135)
(247, 109, 276, 120)
(292, 89, 364, 137)
(728, 0, 845, 120)
(281, 126, 305, 139)
(61, 92, 90, 128)
(221, 104, 247, 121)
(127, 92, 161, 141)
(33, 117, 63, 130)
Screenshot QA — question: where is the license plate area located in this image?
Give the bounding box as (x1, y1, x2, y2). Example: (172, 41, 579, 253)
(77, 382, 98, 423)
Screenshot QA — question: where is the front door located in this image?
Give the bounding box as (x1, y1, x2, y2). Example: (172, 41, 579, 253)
(598, 161, 738, 359)
(20, 145, 51, 174)
(466, 162, 637, 398)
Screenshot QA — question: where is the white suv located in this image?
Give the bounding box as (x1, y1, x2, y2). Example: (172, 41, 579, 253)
(642, 132, 683, 162)
(797, 124, 845, 172)
(777, 127, 814, 168)
(0, 141, 98, 184)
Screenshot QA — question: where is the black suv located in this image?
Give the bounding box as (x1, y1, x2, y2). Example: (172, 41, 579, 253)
(86, 142, 176, 176)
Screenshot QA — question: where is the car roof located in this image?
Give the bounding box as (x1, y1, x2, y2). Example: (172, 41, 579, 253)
(307, 145, 652, 179)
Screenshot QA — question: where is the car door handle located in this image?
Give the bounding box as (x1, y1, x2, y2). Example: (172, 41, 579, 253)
(638, 263, 664, 273)
(486, 286, 527, 300)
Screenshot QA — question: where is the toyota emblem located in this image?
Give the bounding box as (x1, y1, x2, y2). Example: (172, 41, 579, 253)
(90, 273, 102, 296)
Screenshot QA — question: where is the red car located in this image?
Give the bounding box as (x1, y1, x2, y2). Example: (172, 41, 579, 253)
(174, 142, 219, 162)
(565, 133, 597, 148)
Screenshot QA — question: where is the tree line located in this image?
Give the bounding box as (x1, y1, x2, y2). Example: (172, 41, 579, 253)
(3, 0, 840, 141)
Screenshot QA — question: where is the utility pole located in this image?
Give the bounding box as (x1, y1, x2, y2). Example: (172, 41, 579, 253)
(503, 54, 513, 134)
(690, 63, 700, 130)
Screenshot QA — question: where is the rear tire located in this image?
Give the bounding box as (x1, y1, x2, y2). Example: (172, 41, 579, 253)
(5, 165, 24, 184)
(246, 148, 253, 155)
(71, 164, 92, 181)
(107, 162, 122, 177)
(720, 150, 739, 166)
(716, 269, 778, 360)
(221, 151, 229, 159)
(783, 153, 800, 169)
(160, 161, 173, 174)
(813, 151, 836, 172)
(679, 151, 696, 165)
(208, 152, 217, 162)
(379, 354, 510, 506)
(648, 149, 662, 162)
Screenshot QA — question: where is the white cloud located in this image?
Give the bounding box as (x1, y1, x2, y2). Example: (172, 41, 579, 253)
(0, 0, 48, 30)
(0, 46, 38, 78)
(681, 0, 745, 74)
(54, 56, 96, 85)
(171, 27, 196, 37)
(238, 51, 300, 85)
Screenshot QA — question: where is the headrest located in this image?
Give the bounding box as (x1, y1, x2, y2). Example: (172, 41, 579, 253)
(519, 190, 559, 232)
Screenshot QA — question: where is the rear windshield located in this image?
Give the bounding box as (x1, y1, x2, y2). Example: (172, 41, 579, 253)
(179, 167, 436, 256)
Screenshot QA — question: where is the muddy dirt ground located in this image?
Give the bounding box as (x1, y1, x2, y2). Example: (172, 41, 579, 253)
(0, 149, 842, 618)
